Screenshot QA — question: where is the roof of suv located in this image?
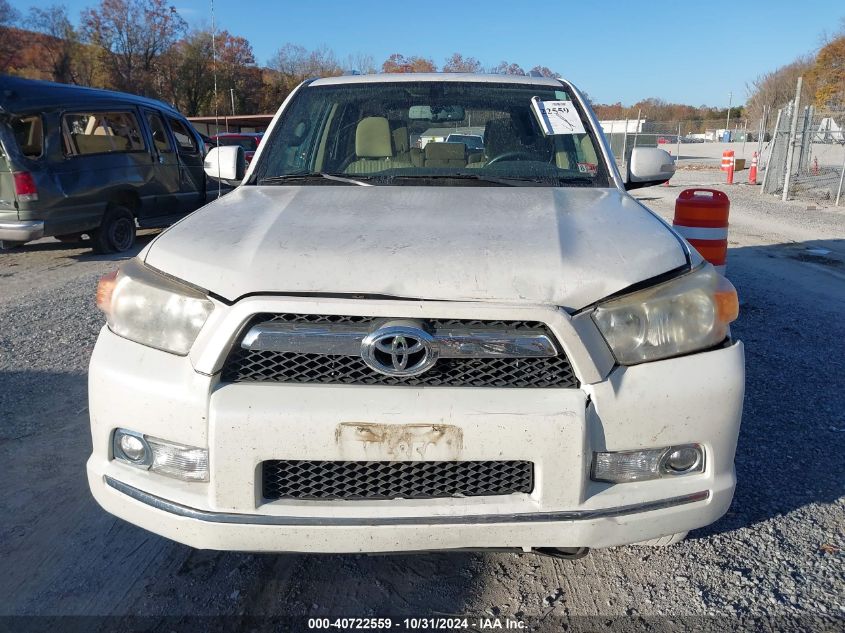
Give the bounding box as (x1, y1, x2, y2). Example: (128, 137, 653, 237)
(0, 75, 183, 116)
(310, 73, 565, 87)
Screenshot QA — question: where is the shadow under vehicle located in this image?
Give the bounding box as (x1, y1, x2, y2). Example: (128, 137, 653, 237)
(0, 76, 219, 253)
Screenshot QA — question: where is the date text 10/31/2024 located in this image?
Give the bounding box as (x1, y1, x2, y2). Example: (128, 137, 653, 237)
(307, 617, 526, 630)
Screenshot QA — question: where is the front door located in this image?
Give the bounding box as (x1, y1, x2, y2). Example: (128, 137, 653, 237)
(141, 109, 181, 220)
(165, 116, 205, 214)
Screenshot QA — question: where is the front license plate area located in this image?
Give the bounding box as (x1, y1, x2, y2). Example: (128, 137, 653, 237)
(336, 422, 463, 461)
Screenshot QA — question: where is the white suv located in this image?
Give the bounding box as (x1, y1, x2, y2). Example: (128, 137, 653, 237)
(88, 74, 744, 557)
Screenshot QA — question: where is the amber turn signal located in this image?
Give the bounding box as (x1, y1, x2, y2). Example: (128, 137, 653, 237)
(96, 270, 118, 314)
(715, 275, 739, 324)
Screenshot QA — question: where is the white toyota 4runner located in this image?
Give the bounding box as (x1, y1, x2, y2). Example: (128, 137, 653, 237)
(88, 74, 744, 557)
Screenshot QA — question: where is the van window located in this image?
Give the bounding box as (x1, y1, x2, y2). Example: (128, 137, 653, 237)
(167, 118, 198, 153)
(146, 112, 172, 153)
(11, 115, 44, 158)
(64, 111, 145, 155)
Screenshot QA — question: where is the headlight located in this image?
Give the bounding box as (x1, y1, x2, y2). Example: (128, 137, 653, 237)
(96, 258, 214, 355)
(592, 266, 738, 365)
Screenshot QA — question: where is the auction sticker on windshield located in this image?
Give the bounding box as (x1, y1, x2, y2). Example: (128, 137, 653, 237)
(531, 97, 586, 135)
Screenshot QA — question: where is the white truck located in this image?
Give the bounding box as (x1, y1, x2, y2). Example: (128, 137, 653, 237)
(88, 73, 744, 558)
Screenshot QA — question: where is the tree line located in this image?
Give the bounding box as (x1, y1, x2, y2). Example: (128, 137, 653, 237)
(0, 0, 562, 117)
(744, 19, 845, 122)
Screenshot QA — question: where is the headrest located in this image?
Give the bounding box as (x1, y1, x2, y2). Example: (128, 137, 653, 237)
(356, 117, 392, 158)
(392, 126, 410, 153)
(425, 142, 466, 160)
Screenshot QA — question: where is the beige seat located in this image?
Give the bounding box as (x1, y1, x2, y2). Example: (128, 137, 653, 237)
(424, 142, 466, 167)
(346, 117, 412, 174)
(555, 134, 598, 169)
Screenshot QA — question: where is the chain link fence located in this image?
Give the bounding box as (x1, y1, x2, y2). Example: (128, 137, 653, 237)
(602, 119, 766, 165)
(760, 104, 845, 202)
(600, 111, 845, 204)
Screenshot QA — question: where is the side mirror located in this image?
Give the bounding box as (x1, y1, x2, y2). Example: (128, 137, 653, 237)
(625, 147, 675, 190)
(203, 146, 245, 185)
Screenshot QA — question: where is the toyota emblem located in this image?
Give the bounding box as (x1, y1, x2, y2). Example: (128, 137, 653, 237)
(361, 325, 438, 377)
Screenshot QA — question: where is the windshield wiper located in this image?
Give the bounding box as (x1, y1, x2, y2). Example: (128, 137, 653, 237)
(381, 173, 594, 187)
(380, 174, 527, 187)
(258, 173, 374, 186)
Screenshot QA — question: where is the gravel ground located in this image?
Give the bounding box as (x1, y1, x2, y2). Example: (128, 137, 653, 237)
(0, 172, 843, 631)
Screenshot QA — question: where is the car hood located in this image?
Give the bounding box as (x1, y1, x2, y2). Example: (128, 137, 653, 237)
(144, 185, 687, 310)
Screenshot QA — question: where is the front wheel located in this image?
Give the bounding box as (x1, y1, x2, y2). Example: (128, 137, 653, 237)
(91, 206, 136, 254)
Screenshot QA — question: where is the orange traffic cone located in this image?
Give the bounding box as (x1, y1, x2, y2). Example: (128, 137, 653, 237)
(748, 152, 758, 185)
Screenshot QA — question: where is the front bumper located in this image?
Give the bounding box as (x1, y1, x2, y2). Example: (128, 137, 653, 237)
(0, 219, 44, 242)
(87, 305, 744, 553)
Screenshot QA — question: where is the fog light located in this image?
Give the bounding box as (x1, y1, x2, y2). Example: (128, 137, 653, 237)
(592, 444, 704, 483)
(119, 434, 147, 462)
(113, 429, 151, 466)
(112, 429, 208, 482)
(662, 446, 703, 473)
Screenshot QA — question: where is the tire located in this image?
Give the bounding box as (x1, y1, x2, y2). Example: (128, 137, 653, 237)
(0, 240, 24, 250)
(91, 206, 136, 254)
(634, 531, 688, 547)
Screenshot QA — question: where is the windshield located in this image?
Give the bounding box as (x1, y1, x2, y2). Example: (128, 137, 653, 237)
(254, 81, 610, 187)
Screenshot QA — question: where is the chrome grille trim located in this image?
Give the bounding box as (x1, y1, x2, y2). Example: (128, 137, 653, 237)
(221, 314, 579, 388)
(241, 321, 558, 358)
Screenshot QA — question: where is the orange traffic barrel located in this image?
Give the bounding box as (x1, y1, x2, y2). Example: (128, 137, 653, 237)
(720, 150, 734, 172)
(673, 188, 730, 273)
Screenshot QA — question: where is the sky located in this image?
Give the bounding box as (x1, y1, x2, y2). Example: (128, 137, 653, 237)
(11, 0, 844, 106)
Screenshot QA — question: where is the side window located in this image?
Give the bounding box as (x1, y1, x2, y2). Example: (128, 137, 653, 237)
(11, 115, 44, 158)
(167, 117, 198, 153)
(64, 111, 145, 155)
(145, 112, 172, 153)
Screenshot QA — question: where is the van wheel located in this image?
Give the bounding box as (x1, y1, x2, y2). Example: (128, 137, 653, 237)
(55, 233, 85, 244)
(634, 532, 688, 547)
(91, 206, 136, 254)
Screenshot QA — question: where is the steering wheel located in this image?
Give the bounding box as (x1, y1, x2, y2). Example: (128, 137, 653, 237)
(485, 151, 537, 166)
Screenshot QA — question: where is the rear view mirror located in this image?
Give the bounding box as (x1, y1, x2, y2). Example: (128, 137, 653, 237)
(625, 147, 675, 190)
(203, 146, 245, 185)
(408, 105, 465, 122)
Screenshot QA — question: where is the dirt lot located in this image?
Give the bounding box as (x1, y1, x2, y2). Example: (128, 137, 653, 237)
(0, 170, 843, 631)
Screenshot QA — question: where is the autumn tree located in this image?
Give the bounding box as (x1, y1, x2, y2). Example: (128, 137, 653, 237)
(382, 54, 436, 73)
(808, 35, 845, 108)
(489, 61, 525, 75)
(745, 56, 815, 122)
(26, 5, 87, 84)
(0, 0, 20, 71)
(443, 53, 482, 73)
(528, 65, 558, 77)
(344, 52, 378, 74)
(269, 43, 342, 95)
(82, 0, 187, 95)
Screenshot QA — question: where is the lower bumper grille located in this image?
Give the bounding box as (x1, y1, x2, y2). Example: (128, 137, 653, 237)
(262, 460, 534, 500)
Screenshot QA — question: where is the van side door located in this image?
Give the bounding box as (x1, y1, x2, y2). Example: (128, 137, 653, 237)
(140, 108, 182, 221)
(164, 115, 205, 213)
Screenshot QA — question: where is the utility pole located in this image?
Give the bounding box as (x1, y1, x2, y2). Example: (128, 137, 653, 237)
(230, 88, 236, 117)
(725, 91, 732, 140)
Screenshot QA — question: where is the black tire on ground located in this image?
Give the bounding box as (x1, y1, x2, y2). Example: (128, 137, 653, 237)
(55, 233, 85, 244)
(91, 206, 136, 254)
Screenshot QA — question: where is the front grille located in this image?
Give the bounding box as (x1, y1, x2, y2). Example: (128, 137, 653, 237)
(262, 460, 534, 500)
(221, 314, 578, 388)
